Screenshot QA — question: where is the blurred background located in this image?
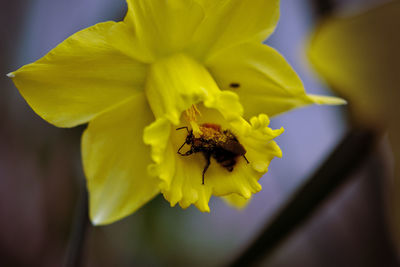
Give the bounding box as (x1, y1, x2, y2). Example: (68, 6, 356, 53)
(0, 0, 399, 266)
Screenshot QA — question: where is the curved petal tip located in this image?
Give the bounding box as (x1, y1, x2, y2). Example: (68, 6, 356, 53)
(308, 94, 347, 105)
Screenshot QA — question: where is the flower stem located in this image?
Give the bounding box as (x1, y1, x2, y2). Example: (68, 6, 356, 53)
(229, 128, 378, 267)
(64, 186, 90, 267)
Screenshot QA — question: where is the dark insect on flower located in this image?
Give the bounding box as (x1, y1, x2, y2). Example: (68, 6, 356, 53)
(176, 123, 249, 185)
(229, 82, 240, 88)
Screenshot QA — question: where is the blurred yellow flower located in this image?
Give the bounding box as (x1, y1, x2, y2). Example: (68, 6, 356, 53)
(308, 0, 400, 253)
(8, 0, 344, 225)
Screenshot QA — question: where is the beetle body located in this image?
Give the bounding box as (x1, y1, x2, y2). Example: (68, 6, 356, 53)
(177, 123, 249, 184)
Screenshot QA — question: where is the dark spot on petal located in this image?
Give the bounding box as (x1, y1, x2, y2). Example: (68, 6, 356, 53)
(229, 82, 240, 88)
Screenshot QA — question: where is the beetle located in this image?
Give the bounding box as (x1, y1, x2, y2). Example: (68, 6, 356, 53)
(176, 123, 249, 184)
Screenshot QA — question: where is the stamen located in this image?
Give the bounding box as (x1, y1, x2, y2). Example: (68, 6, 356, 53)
(184, 105, 202, 134)
(185, 104, 201, 122)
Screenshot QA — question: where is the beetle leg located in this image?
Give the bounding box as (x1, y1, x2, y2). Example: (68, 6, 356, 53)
(176, 126, 189, 133)
(242, 155, 249, 164)
(202, 153, 211, 185)
(178, 146, 194, 156)
(177, 141, 187, 155)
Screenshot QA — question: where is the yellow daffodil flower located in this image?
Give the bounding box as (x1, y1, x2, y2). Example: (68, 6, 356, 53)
(8, 0, 344, 225)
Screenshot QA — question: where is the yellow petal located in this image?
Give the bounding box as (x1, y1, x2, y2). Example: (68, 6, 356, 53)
(107, 21, 155, 63)
(9, 21, 146, 128)
(222, 194, 250, 209)
(190, 0, 280, 59)
(144, 118, 176, 190)
(207, 42, 344, 118)
(143, 117, 214, 211)
(82, 93, 159, 225)
(164, 148, 213, 212)
(307, 94, 347, 105)
(124, 0, 204, 59)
